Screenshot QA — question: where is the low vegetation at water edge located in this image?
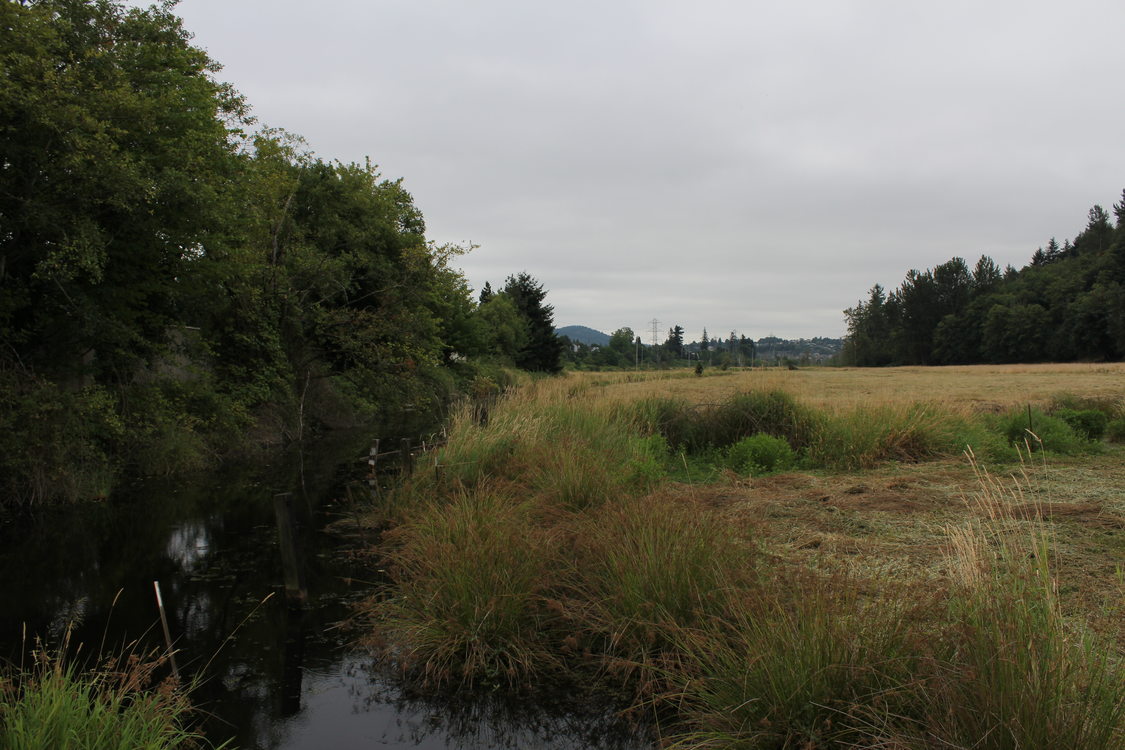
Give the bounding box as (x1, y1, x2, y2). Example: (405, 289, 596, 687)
(0, 646, 222, 750)
(359, 368, 1125, 748)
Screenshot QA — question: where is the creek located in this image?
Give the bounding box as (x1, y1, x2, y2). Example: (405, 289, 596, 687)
(0, 426, 652, 750)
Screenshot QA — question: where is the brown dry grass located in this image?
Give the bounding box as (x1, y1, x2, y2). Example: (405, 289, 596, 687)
(662, 450, 1125, 649)
(370, 364, 1125, 746)
(520, 367, 1125, 648)
(572, 362, 1125, 413)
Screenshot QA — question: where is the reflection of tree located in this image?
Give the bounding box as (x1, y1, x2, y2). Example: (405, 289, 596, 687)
(0, 424, 658, 750)
(353, 662, 653, 750)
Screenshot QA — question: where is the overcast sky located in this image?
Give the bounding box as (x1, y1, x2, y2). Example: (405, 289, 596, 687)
(163, 0, 1125, 340)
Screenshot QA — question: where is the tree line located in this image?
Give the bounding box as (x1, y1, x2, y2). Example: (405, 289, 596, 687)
(560, 325, 842, 369)
(843, 197, 1125, 366)
(0, 0, 560, 505)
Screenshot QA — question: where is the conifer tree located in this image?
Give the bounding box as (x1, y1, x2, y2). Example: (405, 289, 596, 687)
(502, 272, 563, 372)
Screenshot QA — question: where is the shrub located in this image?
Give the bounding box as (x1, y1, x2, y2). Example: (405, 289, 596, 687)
(1049, 392, 1123, 420)
(1108, 418, 1125, 444)
(997, 407, 1087, 455)
(629, 397, 701, 450)
(724, 433, 796, 475)
(632, 390, 818, 453)
(0, 378, 122, 505)
(706, 390, 817, 450)
(1054, 408, 1108, 441)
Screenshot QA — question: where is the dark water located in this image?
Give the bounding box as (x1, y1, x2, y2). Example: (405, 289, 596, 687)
(0, 431, 652, 750)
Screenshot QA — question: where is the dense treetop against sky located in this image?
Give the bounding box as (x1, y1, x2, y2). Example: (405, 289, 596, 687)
(153, 0, 1125, 338)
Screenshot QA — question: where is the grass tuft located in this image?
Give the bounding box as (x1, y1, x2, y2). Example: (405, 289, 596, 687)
(366, 485, 559, 688)
(566, 493, 752, 669)
(0, 642, 220, 750)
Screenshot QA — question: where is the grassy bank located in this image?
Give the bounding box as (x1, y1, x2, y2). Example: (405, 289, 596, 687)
(360, 368, 1125, 748)
(0, 645, 222, 750)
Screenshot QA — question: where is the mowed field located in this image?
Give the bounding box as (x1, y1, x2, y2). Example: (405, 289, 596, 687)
(589, 361, 1125, 411)
(571, 364, 1125, 644)
(367, 363, 1125, 748)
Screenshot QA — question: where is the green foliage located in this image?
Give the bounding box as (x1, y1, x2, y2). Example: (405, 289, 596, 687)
(1107, 418, 1125, 443)
(501, 273, 563, 373)
(1054, 408, 1109, 441)
(724, 433, 796, 475)
(844, 195, 1125, 365)
(997, 408, 1089, 455)
(0, 0, 245, 379)
(474, 294, 528, 362)
(0, 649, 219, 750)
(0, 0, 541, 505)
(0, 377, 122, 505)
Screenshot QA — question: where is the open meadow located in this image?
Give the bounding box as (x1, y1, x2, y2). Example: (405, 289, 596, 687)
(361, 365, 1125, 749)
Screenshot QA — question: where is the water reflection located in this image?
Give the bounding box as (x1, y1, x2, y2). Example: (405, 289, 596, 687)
(166, 521, 212, 571)
(267, 657, 649, 750)
(0, 430, 654, 750)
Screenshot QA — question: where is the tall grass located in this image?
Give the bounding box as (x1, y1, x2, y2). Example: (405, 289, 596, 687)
(664, 581, 923, 750)
(566, 493, 752, 672)
(378, 390, 668, 525)
(362, 377, 1125, 746)
(807, 402, 1006, 469)
(655, 454, 1125, 749)
(631, 389, 1017, 471)
(629, 390, 817, 453)
(911, 457, 1125, 750)
(0, 645, 220, 750)
(366, 485, 560, 688)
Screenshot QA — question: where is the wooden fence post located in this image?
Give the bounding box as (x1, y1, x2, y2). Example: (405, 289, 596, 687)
(152, 581, 180, 681)
(367, 439, 380, 491)
(273, 492, 308, 605)
(400, 437, 414, 476)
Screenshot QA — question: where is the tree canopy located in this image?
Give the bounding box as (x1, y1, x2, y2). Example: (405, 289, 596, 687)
(0, 0, 564, 505)
(843, 195, 1125, 365)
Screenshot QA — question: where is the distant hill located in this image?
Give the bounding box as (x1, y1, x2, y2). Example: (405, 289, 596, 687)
(557, 325, 610, 346)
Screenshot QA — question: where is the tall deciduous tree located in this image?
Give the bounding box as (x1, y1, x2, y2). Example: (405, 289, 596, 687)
(0, 0, 245, 379)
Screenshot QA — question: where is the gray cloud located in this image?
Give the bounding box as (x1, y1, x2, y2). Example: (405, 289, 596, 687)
(167, 0, 1125, 338)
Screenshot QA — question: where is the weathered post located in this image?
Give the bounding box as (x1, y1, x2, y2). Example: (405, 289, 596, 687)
(400, 437, 414, 476)
(152, 580, 180, 681)
(367, 439, 380, 492)
(273, 492, 308, 605)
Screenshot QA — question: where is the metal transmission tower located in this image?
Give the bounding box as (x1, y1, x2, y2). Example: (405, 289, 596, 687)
(650, 319, 660, 348)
